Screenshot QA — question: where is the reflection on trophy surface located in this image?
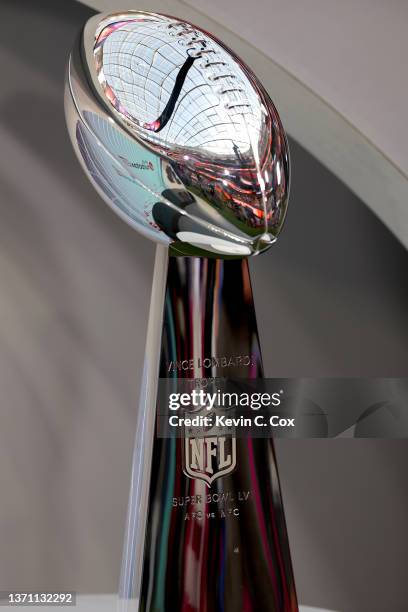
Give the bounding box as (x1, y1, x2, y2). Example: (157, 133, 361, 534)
(65, 10, 297, 612)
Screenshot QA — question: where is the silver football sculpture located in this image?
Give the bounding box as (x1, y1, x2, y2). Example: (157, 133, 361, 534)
(65, 11, 290, 258)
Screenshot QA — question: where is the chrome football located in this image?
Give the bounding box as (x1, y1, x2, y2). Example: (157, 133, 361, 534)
(65, 11, 290, 257)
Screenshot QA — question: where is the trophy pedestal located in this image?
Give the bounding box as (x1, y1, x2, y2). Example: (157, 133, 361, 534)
(119, 247, 298, 609)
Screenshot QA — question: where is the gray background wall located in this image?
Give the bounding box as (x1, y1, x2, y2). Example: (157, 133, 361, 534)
(0, 1, 407, 611)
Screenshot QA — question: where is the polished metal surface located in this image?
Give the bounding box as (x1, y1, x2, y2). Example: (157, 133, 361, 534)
(65, 11, 290, 257)
(138, 256, 297, 611)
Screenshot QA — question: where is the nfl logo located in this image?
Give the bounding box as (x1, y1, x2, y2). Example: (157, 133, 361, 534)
(183, 436, 237, 486)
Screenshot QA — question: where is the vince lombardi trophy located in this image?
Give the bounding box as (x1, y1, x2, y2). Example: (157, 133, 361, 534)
(65, 11, 297, 611)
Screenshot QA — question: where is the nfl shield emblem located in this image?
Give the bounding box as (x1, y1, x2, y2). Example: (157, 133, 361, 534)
(183, 436, 237, 486)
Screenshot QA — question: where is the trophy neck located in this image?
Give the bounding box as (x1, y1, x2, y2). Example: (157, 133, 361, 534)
(160, 256, 263, 379)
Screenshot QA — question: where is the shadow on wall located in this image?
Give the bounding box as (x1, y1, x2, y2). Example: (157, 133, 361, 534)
(0, 0, 95, 72)
(252, 138, 408, 377)
(0, 0, 154, 596)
